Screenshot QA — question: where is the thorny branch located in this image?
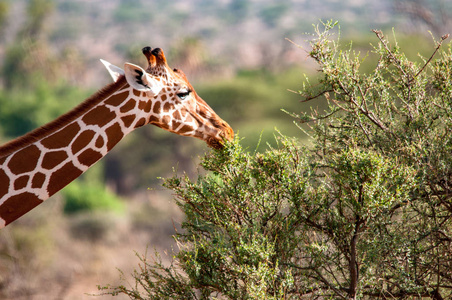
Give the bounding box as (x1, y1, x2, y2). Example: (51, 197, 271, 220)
(412, 34, 450, 81)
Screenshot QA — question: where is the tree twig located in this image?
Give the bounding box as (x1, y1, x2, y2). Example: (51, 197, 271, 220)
(411, 34, 450, 82)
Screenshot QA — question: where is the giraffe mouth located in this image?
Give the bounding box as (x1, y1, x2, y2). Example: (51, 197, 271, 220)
(208, 138, 223, 149)
(207, 126, 234, 150)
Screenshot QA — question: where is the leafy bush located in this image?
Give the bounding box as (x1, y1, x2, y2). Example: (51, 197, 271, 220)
(101, 21, 452, 299)
(62, 180, 124, 215)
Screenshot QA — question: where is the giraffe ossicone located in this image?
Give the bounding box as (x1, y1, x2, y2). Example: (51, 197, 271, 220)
(0, 46, 233, 228)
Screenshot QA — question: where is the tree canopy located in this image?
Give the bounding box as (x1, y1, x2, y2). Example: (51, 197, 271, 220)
(104, 20, 451, 299)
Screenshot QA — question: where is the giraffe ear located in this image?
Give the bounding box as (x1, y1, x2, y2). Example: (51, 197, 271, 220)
(124, 63, 162, 95)
(100, 59, 124, 82)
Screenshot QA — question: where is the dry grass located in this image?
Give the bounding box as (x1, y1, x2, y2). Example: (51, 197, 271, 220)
(0, 189, 182, 300)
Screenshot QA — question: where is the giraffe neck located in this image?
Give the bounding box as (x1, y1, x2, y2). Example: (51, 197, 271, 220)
(0, 75, 149, 227)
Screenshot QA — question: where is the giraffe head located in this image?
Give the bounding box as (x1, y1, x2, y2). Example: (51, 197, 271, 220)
(110, 47, 233, 149)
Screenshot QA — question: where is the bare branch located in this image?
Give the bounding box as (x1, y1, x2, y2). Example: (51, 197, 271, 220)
(411, 34, 450, 82)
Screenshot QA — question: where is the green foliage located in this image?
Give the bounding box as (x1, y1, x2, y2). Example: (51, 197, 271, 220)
(294, 21, 452, 298)
(228, 0, 250, 22)
(113, 0, 153, 24)
(197, 68, 308, 150)
(101, 136, 416, 299)
(259, 3, 289, 27)
(24, 0, 55, 38)
(102, 21, 452, 299)
(0, 82, 88, 138)
(1, 0, 84, 90)
(221, 0, 250, 24)
(0, 0, 9, 37)
(62, 180, 124, 215)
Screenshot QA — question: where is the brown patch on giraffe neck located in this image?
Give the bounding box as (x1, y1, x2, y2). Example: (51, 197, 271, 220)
(72, 130, 96, 154)
(152, 101, 161, 114)
(135, 117, 147, 128)
(0, 193, 43, 226)
(121, 115, 136, 128)
(8, 145, 41, 175)
(95, 136, 105, 148)
(0, 76, 128, 158)
(0, 169, 9, 199)
(78, 149, 103, 167)
(14, 175, 29, 190)
(105, 90, 130, 107)
(82, 105, 116, 127)
(41, 123, 81, 149)
(105, 123, 124, 151)
(120, 99, 137, 113)
(32, 172, 46, 189)
(42, 150, 69, 170)
(47, 162, 83, 197)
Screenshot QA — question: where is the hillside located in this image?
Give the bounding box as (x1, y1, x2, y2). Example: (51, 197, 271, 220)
(1, 0, 447, 87)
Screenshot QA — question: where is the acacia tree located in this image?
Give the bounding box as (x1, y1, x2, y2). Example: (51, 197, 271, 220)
(101, 21, 452, 299)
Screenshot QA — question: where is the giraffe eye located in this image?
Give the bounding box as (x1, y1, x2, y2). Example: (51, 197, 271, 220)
(177, 89, 191, 100)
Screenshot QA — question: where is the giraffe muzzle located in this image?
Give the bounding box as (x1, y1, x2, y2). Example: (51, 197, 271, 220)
(208, 123, 234, 150)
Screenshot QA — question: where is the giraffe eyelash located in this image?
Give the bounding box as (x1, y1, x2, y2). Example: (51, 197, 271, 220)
(177, 88, 192, 100)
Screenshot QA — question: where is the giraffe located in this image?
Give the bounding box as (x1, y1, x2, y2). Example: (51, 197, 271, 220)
(0, 47, 233, 228)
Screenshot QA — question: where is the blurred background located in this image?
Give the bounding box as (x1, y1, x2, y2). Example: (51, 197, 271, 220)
(0, 0, 450, 299)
